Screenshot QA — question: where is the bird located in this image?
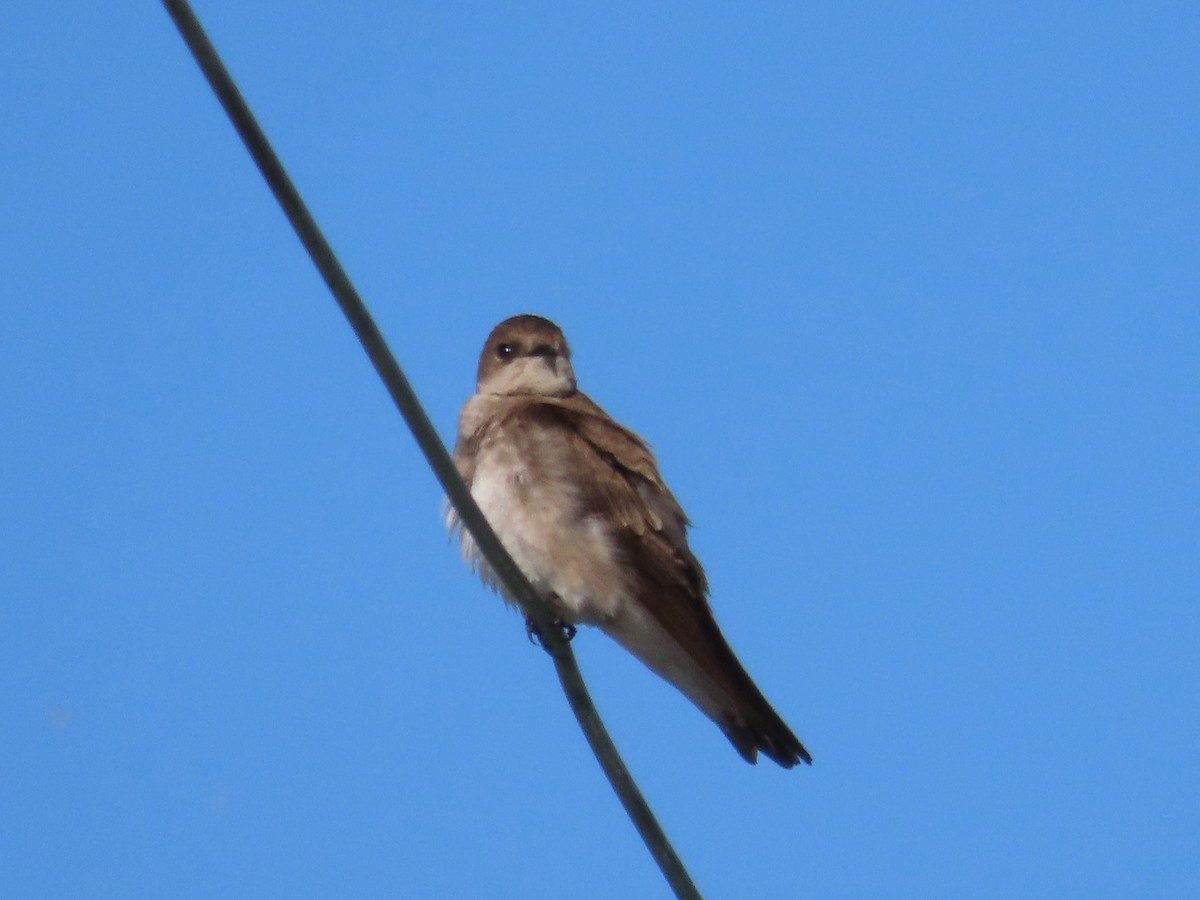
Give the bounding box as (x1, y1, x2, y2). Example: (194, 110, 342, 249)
(447, 314, 811, 767)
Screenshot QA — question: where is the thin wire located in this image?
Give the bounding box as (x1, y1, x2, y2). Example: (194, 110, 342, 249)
(159, 3, 702, 897)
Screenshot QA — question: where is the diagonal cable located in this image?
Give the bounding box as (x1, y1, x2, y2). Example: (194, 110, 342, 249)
(158, 2, 702, 897)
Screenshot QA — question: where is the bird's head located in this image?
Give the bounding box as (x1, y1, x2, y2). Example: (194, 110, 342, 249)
(476, 314, 577, 397)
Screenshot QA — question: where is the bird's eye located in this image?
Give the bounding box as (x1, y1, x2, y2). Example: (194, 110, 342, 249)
(496, 343, 514, 360)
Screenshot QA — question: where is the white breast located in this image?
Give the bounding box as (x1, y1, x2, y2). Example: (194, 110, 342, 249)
(449, 433, 628, 624)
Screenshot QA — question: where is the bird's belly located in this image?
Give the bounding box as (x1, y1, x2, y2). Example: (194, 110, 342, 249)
(458, 457, 627, 623)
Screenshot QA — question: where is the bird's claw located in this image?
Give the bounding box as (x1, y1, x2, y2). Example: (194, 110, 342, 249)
(525, 615, 577, 647)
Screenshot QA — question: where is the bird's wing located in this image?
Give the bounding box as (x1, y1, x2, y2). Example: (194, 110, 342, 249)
(541, 393, 809, 766)
(547, 393, 707, 591)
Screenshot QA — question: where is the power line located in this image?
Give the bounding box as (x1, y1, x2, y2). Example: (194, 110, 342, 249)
(158, 3, 702, 898)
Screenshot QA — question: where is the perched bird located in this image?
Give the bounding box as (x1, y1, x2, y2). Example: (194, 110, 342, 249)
(448, 314, 811, 767)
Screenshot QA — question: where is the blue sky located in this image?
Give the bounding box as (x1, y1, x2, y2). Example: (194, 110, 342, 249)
(2, 3, 1197, 897)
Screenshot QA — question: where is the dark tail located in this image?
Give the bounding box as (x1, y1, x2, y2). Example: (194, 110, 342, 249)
(669, 596, 813, 768)
(719, 690, 812, 768)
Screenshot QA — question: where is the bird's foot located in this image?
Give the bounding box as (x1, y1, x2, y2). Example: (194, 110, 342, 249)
(525, 615, 577, 648)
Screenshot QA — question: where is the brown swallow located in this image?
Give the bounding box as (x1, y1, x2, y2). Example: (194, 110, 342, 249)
(448, 314, 811, 767)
